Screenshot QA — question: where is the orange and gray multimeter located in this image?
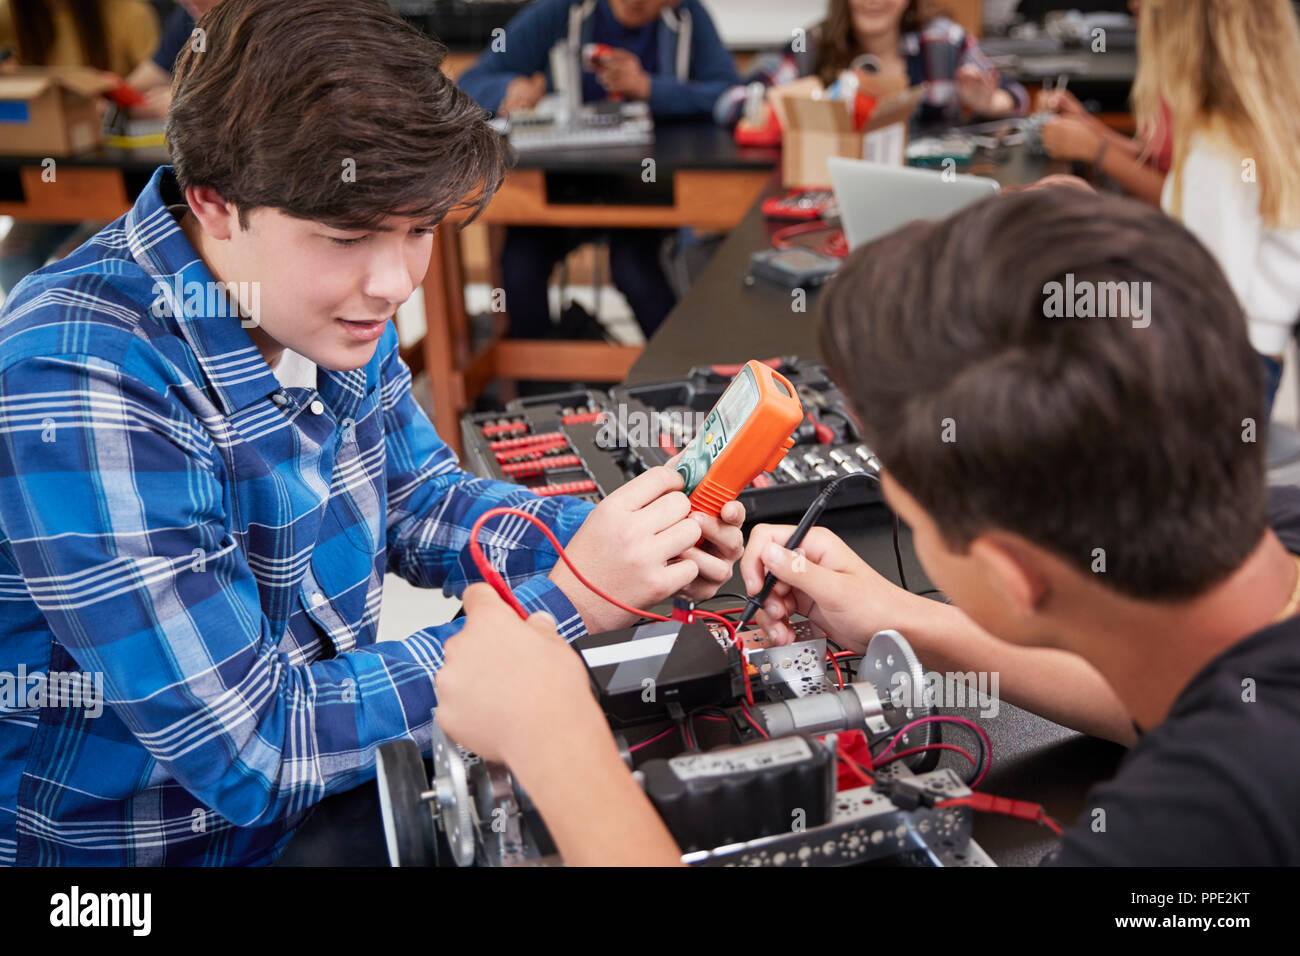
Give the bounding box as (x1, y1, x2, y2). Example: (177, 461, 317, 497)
(674, 360, 805, 517)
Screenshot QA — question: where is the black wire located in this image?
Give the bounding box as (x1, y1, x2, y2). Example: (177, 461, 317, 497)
(739, 700, 770, 739)
(687, 705, 736, 747)
(967, 737, 988, 787)
(630, 594, 749, 628)
(697, 592, 752, 608)
(891, 512, 909, 592)
(868, 718, 987, 787)
(819, 470, 911, 594)
(676, 714, 694, 751)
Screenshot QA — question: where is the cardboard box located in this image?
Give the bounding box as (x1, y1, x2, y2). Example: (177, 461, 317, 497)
(0, 67, 114, 156)
(769, 77, 925, 189)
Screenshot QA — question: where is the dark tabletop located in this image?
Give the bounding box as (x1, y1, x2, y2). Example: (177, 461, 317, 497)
(627, 143, 1062, 386)
(0, 145, 171, 173)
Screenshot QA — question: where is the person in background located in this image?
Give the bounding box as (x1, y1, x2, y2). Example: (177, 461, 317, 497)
(0, 0, 158, 298)
(1035, 0, 1168, 206)
(1132, 0, 1300, 417)
(0, 0, 156, 74)
(715, 0, 1028, 128)
(123, 0, 222, 119)
(458, 0, 739, 342)
(1035, 85, 1169, 206)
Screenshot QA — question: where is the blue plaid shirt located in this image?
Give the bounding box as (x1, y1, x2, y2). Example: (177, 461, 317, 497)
(0, 166, 594, 865)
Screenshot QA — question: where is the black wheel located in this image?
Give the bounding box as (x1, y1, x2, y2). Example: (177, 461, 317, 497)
(901, 717, 942, 773)
(375, 739, 438, 867)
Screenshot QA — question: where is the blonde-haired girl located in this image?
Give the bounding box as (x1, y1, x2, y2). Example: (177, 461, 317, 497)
(1133, 0, 1300, 414)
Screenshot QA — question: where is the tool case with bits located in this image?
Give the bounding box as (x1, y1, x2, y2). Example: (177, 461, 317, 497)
(458, 359, 881, 519)
(460, 389, 619, 505)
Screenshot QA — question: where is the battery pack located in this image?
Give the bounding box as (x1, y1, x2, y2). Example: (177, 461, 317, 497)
(639, 735, 835, 851)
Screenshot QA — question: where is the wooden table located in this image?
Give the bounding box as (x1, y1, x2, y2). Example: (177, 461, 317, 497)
(0, 147, 163, 222)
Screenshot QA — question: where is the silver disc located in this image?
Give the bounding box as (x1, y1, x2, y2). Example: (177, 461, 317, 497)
(861, 628, 938, 769)
(431, 720, 475, 866)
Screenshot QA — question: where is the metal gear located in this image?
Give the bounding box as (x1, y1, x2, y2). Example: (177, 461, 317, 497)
(862, 628, 938, 770)
(430, 719, 475, 866)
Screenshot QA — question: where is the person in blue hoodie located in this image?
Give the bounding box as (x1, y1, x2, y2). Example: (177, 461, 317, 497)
(459, 0, 738, 342)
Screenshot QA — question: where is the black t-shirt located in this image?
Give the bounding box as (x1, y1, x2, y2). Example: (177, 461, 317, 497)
(1043, 485, 1300, 865)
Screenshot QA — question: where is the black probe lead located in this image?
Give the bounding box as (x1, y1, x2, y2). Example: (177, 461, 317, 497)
(735, 471, 881, 631)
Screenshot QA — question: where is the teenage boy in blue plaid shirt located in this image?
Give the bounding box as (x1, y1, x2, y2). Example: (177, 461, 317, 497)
(0, 0, 743, 866)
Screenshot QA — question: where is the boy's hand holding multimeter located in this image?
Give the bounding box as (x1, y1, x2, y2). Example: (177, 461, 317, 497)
(674, 360, 805, 517)
(474, 360, 802, 632)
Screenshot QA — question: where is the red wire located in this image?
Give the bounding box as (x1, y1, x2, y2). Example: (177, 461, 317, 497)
(869, 720, 1060, 838)
(827, 653, 844, 689)
(467, 505, 755, 704)
(873, 742, 976, 771)
(691, 609, 752, 705)
(837, 754, 875, 789)
(872, 715, 994, 789)
(469, 506, 658, 621)
(853, 723, 1058, 839)
(938, 794, 1064, 836)
(770, 221, 847, 257)
(1038, 812, 1064, 836)
(740, 703, 769, 738)
(835, 740, 875, 787)
(628, 726, 676, 753)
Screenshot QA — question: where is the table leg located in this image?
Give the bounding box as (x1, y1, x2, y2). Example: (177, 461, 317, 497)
(420, 228, 466, 457)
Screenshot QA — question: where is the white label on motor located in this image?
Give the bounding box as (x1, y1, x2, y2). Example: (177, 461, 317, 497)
(669, 736, 811, 780)
(579, 634, 677, 668)
(578, 623, 678, 668)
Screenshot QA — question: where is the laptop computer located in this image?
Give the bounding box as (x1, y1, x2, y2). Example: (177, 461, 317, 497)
(828, 156, 1001, 249)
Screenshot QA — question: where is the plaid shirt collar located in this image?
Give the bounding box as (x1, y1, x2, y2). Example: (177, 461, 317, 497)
(125, 165, 368, 423)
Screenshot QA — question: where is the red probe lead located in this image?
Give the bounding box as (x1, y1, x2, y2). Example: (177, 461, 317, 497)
(466, 506, 752, 702)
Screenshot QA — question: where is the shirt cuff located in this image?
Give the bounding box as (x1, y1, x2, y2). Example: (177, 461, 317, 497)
(512, 573, 589, 641)
(550, 496, 595, 546)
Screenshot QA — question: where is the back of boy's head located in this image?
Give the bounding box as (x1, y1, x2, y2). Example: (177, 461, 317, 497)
(818, 187, 1266, 601)
(166, 0, 504, 231)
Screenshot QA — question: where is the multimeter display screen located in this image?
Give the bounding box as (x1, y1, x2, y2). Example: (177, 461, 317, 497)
(675, 367, 759, 494)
